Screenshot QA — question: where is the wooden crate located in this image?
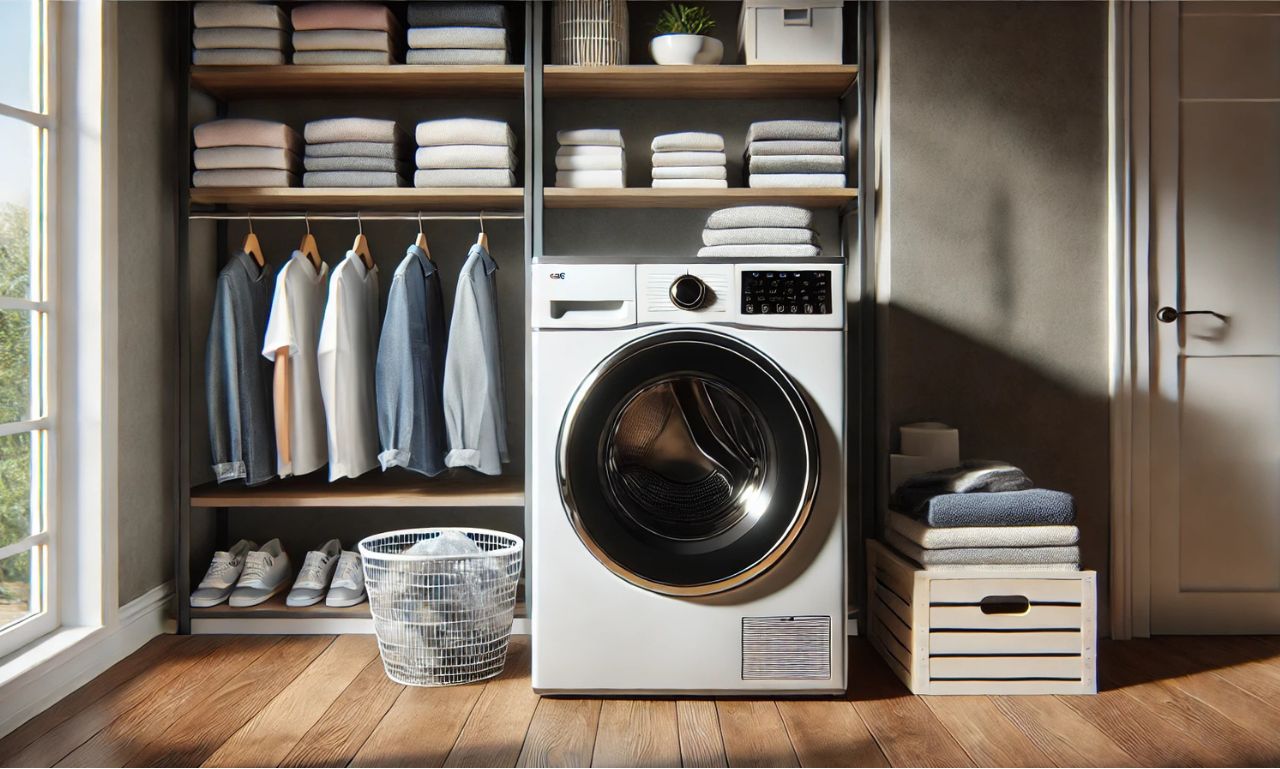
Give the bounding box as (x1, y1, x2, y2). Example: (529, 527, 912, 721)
(866, 539, 1097, 695)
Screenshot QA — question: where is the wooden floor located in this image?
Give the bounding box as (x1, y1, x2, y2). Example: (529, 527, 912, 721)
(3, 634, 1280, 767)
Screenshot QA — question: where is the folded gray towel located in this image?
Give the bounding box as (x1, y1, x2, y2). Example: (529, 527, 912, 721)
(194, 2, 287, 30)
(193, 28, 288, 50)
(891, 460, 1035, 513)
(193, 49, 286, 66)
(651, 132, 724, 152)
(886, 530, 1081, 567)
(408, 27, 508, 50)
(292, 50, 395, 65)
(899, 489, 1077, 528)
(194, 119, 301, 152)
(293, 29, 393, 52)
(305, 140, 403, 159)
(748, 139, 844, 157)
(555, 149, 623, 171)
(920, 562, 1082, 572)
(405, 48, 509, 64)
(303, 171, 406, 188)
(305, 118, 401, 145)
(416, 118, 514, 148)
(408, 2, 507, 28)
(303, 156, 411, 173)
(697, 245, 821, 258)
(749, 173, 847, 188)
(651, 165, 726, 180)
(415, 144, 515, 169)
(749, 155, 845, 174)
(747, 120, 841, 143)
(556, 170, 625, 188)
(705, 206, 814, 230)
(193, 146, 299, 171)
(192, 169, 297, 187)
(653, 179, 728, 188)
(557, 128, 623, 147)
(652, 151, 725, 168)
(887, 511, 1081, 549)
(414, 168, 516, 187)
(701, 227, 819, 247)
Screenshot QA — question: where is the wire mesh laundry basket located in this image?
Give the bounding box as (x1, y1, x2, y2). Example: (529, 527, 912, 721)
(553, 0, 629, 65)
(359, 528, 523, 687)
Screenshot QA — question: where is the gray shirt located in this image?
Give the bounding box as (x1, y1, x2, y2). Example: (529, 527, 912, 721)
(206, 250, 276, 485)
(376, 244, 448, 477)
(443, 243, 508, 475)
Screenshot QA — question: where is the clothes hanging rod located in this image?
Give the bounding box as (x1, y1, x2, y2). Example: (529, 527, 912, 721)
(188, 212, 524, 222)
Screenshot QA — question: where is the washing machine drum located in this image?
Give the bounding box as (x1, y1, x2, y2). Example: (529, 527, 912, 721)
(558, 328, 819, 596)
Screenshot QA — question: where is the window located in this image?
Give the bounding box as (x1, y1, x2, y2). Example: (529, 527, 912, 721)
(0, 0, 54, 656)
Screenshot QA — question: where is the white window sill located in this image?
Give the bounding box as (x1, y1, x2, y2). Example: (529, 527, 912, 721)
(0, 625, 104, 691)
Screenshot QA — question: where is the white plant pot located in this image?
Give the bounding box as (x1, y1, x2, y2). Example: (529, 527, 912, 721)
(650, 34, 724, 65)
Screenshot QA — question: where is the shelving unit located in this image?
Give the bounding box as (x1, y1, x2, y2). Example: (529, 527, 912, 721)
(190, 472, 524, 509)
(542, 64, 859, 99)
(543, 187, 858, 209)
(189, 187, 525, 212)
(190, 64, 526, 98)
(190, 594, 528, 635)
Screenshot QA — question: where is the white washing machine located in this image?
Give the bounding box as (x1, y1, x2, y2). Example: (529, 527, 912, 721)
(530, 257, 846, 695)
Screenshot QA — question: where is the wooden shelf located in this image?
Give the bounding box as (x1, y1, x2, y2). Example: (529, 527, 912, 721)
(191, 593, 372, 620)
(189, 187, 524, 211)
(543, 187, 858, 209)
(543, 65, 858, 99)
(190, 471, 525, 508)
(190, 65, 526, 99)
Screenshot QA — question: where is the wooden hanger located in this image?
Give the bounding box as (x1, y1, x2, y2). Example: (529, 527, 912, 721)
(415, 211, 431, 260)
(476, 211, 489, 252)
(299, 214, 322, 271)
(242, 215, 265, 269)
(351, 212, 374, 270)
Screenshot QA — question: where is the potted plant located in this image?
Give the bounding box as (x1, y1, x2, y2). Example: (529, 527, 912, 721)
(650, 3, 722, 65)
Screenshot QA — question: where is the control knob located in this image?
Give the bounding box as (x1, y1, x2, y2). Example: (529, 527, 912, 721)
(669, 274, 709, 310)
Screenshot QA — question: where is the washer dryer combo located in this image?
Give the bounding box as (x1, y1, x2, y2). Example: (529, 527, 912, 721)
(531, 258, 846, 695)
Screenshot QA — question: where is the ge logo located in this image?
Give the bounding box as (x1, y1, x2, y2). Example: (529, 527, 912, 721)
(549, 272, 566, 279)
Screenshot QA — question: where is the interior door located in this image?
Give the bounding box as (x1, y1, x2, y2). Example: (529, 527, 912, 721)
(1149, 1, 1280, 633)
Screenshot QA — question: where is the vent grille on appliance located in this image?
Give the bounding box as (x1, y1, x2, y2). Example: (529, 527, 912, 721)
(741, 616, 832, 680)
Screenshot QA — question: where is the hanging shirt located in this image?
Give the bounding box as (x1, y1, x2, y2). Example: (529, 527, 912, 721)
(376, 244, 449, 477)
(206, 250, 276, 485)
(443, 242, 508, 475)
(317, 250, 380, 480)
(261, 250, 329, 478)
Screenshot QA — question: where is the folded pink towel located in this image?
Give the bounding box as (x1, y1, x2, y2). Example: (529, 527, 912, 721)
(193, 119, 301, 153)
(291, 3, 400, 33)
(193, 146, 299, 171)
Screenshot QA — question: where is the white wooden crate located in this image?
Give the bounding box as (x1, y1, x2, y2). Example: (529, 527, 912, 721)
(866, 539, 1097, 695)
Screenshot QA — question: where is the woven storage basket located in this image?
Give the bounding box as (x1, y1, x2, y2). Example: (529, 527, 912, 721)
(553, 0, 629, 65)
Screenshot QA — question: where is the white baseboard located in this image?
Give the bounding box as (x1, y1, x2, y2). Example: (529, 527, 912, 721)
(0, 582, 172, 740)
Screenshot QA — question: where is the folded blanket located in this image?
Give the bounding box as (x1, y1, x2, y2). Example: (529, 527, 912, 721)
(557, 128, 623, 147)
(651, 132, 724, 152)
(406, 48, 509, 64)
(305, 140, 403, 159)
(651, 165, 727, 180)
(747, 120, 841, 143)
(303, 156, 410, 173)
(748, 139, 844, 157)
(292, 3, 400, 33)
(749, 173, 847, 188)
(919, 563, 1082, 572)
(193, 49, 286, 65)
(413, 168, 516, 187)
(415, 144, 514, 169)
(705, 205, 814, 230)
(193, 146, 299, 171)
(653, 179, 728, 188)
(192, 169, 297, 187)
(303, 170, 406, 187)
(701, 227, 819, 247)
(890, 460, 1034, 513)
(886, 530, 1081, 567)
(555, 150, 623, 171)
(194, 2, 287, 30)
(652, 151, 726, 168)
(305, 117, 401, 145)
(899, 489, 1077, 528)
(194, 119, 300, 152)
(408, 2, 507, 28)
(416, 118, 513, 148)
(292, 50, 395, 65)
(407, 27, 508, 50)
(697, 244, 821, 258)
(293, 29, 393, 52)
(193, 28, 288, 50)
(887, 511, 1080, 549)
(556, 170, 625, 188)
(749, 155, 845, 174)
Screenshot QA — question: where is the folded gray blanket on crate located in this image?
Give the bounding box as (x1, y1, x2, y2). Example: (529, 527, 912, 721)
(305, 118, 403, 145)
(748, 139, 844, 156)
(749, 173, 847, 188)
(194, 146, 299, 171)
(408, 27, 508, 50)
(417, 118, 514, 148)
(697, 244, 821, 258)
(896, 489, 1077, 528)
(747, 120, 841, 143)
(886, 530, 1081, 569)
(414, 169, 516, 187)
(887, 510, 1081, 549)
(406, 49, 509, 64)
(303, 171, 406, 187)
(293, 51, 395, 65)
(193, 28, 288, 50)
(303, 156, 410, 173)
(705, 205, 815, 230)
(408, 2, 508, 28)
(193, 2, 287, 30)
(193, 169, 297, 187)
(702, 227, 818, 247)
(890, 460, 1034, 513)
(294, 30, 394, 52)
(749, 155, 845, 174)
(194, 49, 286, 66)
(652, 132, 724, 152)
(416, 145, 515, 169)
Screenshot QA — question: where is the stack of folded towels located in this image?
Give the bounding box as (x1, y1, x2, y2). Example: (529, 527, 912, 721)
(192, 2, 289, 66)
(414, 118, 517, 188)
(556, 129, 626, 188)
(650, 132, 727, 189)
(885, 460, 1081, 572)
(291, 2, 401, 65)
(407, 2, 510, 65)
(193, 118, 300, 188)
(746, 120, 846, 188)
(698, 206, 821, 258)
(303, 118, 409, 188)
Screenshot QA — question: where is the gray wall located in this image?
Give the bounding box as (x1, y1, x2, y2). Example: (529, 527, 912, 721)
(875, 2, 1110, 625)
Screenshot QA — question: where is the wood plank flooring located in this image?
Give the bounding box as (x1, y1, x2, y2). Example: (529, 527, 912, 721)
(3, 635, 1280, 767)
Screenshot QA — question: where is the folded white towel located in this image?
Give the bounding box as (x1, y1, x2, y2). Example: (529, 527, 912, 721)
(749, 173, 846, 188)
(193, 28, 288, 50)
(407, 27, 508, 50)
(414, 168, 516, 187)
(292, 51, 395, 65)
(193, 169, 297, 187)
(303, 156, 410, 172)
(747, 120, 841, 143)
(747, 139, 844, 156)
(193, 146, 299, 171)
(701, 227, 819, 247)
(194, 2, 287, 30)
(293, 29, 393, 52)
(652, 151, 726, 168)
(697, 244, 821, 258)
(416, 144, 515, 169)
(194, 49, 286, 65)
(555, 150, 624, 171)
(306, 117, 401, 145)
(651, 132, 724, 152)
(416, 118, 514, 148)
(557, 128, 624, 147)
(749, 155, 845, 174)
(556, 169, 625, 188)
(887, 511, 1081, 549)
(405, 48, 509, 64)
(556, 145, 624, 157)
(651, 165, 727, 180)
(194, 118, 301, 152)
(705, 206, 814, 230)
(652, 179, 728, 188)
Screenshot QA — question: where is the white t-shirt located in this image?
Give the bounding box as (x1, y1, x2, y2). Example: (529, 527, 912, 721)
(317, 251, 381, 480)
(261, 251, 329, 477)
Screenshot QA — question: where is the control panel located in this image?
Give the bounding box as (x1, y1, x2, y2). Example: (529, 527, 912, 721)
(741, 270, 832, 316)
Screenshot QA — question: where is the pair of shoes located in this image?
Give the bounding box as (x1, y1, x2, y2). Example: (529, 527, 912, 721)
(287, 540, 367, 608)
(190, 539, 292, 608)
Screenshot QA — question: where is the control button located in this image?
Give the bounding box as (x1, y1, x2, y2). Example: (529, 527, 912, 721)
(744, 303, 755, 314)
(670, 274, 708, 310)
(804, 304, 814, 314)
(760, 304, 771, 314)
(789, 304, 799, 314)
(818, 302, 828, 314)
(775, 303, 786, 313)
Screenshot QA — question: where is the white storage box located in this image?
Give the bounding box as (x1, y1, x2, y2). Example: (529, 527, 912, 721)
(866, 539, 1097, 695)
(738, 0, 845, 65)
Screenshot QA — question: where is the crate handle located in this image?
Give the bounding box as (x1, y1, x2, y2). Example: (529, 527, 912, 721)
(979, 595, 1031, 615)
(783, 8, 813, 26)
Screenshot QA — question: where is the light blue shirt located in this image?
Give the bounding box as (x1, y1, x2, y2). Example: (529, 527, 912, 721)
(443, 243, 508, 475)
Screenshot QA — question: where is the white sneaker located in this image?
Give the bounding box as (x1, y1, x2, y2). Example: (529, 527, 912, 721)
(229, 539, 292, 607)
(287, 539, 342, 607)
(191, 540, 256, 607)
(325, 551, 367, 607)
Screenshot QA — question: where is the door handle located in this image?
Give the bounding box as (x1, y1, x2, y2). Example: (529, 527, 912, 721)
(1156, 306, 1227, 323)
